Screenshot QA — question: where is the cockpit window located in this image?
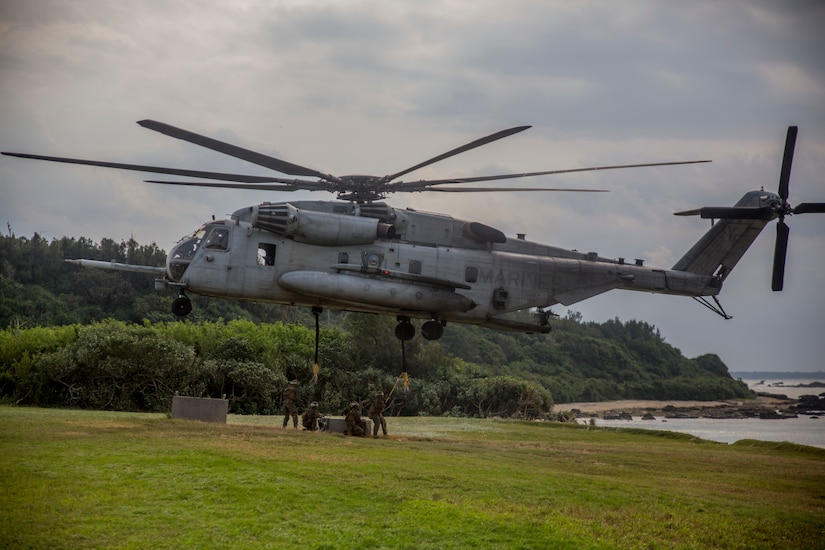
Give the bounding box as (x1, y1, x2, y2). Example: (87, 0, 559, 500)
(169, 225, 217, 282)
(172, 226, 207, 261)
(203, 226, 230, 250)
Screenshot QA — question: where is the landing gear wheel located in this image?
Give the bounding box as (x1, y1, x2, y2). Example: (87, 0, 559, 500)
(395, 319, 415, 341)
(172, 296, 192, 317)
(421, 319, 444, 340)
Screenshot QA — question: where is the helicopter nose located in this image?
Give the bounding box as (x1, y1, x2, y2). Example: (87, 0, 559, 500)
(166, 255, 188, 282)
(166, 240, 195, 281)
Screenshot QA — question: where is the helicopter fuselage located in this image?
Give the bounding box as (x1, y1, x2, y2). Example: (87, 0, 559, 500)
(163, 200, 722, 334)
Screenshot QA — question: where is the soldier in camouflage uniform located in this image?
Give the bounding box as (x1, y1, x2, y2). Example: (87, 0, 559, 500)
(344, 402, 365, 436)
(368, 391, 388, 437)
(302, 401, 321, 431)
(282, 380, 300, 428)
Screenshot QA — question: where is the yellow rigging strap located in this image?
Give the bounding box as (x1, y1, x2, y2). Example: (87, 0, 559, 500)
(386, 371, 410, 403)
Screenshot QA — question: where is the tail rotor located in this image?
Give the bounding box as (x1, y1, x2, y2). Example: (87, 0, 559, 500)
(675, 126, 825, 291)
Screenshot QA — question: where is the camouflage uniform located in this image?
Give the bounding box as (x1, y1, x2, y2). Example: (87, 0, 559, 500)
(368, 391, 388, 437)
(302, 401, 321, 431)
(282, 380, 300, 428)
(345, 402, 365, 436)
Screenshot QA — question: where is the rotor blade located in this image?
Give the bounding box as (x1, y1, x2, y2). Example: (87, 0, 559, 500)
(388, 160, 711, 192)
(697, 206, 773, 220)
(674, 208, 702, 216)
(772, 220, 789, 291)
(778, 125, 797, 201)
(137, 119, 340, 182)
(381, 125, 532, 183)
(425, 187, 608, 192)
(1, 152, 282, 183)
(793, 202, 825, 214)
(144, 179, 335, 192)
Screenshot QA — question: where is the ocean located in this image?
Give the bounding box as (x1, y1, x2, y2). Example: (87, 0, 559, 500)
(592, 372, 825, 449)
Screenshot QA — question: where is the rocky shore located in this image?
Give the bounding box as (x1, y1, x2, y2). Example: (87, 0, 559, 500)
(560, 393, 825, 420)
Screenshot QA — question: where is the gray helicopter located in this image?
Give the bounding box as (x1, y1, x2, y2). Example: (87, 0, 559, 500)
(4, 123, 823, 344)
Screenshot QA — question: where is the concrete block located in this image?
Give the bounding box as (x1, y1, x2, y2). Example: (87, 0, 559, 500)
(171, 395, 228, 423)
(324, 416, 371, 435)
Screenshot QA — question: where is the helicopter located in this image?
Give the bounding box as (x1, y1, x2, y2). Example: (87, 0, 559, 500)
(3, 122, 823, 347)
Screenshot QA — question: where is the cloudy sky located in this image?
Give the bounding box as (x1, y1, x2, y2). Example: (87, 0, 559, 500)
(2, 0, 823, 373)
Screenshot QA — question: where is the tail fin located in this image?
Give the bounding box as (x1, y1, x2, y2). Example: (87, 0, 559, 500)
(672, 190, 771, 281)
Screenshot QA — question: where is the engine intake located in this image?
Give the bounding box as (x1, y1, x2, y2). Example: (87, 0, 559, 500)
(252, 203, 395, 246)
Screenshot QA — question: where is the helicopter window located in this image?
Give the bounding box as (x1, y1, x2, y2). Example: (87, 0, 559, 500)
(171, 225, 208, 261)
(465, 266, 478, 283)
(409, 260, 422, 275)
(258, 243, 277, 266)
(172, 237, 200, 260)
(204, 226, 229, 250)
(338, 252, 349, 264)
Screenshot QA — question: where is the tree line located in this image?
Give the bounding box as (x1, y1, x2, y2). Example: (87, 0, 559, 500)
(0, 231, 752, 415)
(0, 319, 554, 418)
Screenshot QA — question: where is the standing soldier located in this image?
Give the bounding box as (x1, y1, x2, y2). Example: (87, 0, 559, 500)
(344, 402, 365, 436)
(282, 380, 300, 429)
(368, 391, 388, 438)
(302, 401, 321, 431)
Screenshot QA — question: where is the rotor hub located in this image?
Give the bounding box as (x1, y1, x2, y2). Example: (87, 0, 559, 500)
(336, 175, 386, 201)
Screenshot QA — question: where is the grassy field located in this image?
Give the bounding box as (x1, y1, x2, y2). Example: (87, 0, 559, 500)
(1, 406, 823, 549)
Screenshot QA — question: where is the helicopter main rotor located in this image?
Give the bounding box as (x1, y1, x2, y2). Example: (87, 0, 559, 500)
(3, 120, 710, 203)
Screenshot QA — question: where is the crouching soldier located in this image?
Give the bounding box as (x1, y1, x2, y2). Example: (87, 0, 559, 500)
(302, 401, 321, 431)
(345, 402, 365, 436)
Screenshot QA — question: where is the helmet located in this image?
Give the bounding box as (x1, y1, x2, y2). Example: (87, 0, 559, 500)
(350, 402, 360, 409)
(290, 380, 299, 386)
(376, 391, 384, 396)
(310, 401, 318, 408)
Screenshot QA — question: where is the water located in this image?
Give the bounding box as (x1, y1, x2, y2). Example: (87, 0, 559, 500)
(735, 375, 825, 400)
(590, 372, 825, 448)
(594, 416, 825, 448)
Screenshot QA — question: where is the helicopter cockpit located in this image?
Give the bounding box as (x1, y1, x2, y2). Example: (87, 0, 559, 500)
(167, 222, 229, 281)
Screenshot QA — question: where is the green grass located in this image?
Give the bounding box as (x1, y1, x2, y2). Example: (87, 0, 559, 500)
(1, 407, 823, 549)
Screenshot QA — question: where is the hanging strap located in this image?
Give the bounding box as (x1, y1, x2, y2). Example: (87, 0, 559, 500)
(386, 339, 410, 403)
(312, 307, 321, 383)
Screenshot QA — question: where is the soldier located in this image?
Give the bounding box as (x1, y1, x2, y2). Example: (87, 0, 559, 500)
(302, 401, 321, 431)
(344, 402, 365, 436)
(368, 390, 388, 437)
(282, 379, 300, 428)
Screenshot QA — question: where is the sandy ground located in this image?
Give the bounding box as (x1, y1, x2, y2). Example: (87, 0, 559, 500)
(557, 396, 791, 414)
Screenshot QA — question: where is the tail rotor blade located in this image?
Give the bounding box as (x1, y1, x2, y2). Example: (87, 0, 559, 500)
(793, 202, 825, 214)
(778, 126, 797, 201)
(771, 220, 790, 291)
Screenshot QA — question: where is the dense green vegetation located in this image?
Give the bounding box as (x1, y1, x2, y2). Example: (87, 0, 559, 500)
(0, 232, 751, 414)
(1, 407, 823, 549)
(0, 318, 552, 417)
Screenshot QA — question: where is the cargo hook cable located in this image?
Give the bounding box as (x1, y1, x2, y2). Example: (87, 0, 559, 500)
(312, 307, 321, 383)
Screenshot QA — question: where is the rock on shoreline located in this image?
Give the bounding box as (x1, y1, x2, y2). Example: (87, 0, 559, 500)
(559, 394, 823, 420)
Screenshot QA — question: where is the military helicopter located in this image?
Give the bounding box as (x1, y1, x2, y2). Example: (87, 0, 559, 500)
(4, 123, 823, 348)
